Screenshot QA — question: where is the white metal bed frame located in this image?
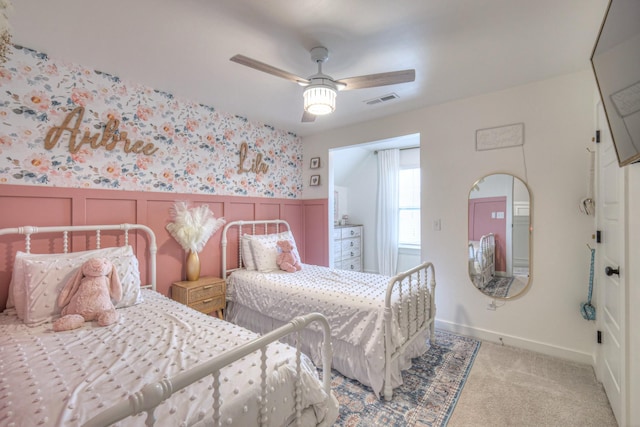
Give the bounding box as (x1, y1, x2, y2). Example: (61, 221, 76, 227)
(85, 312, 333, 427)
(469, 232, 495, 289)
(221, 219, 437, 400)
(1, 223, 335, 426)
(0, 223, 158, 289)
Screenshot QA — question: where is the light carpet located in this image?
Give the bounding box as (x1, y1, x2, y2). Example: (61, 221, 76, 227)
(331, 330, 480, 426)
(447, 341, 617, 426)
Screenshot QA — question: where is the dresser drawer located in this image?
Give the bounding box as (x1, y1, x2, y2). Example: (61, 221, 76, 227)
(341, 226, 361, 239)
(342, 246, 361, 259)
(342, 257, 362, 272)
(341, 237, 361, 253)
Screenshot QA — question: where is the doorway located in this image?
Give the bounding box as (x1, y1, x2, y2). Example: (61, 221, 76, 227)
(329, 133, 420, 273)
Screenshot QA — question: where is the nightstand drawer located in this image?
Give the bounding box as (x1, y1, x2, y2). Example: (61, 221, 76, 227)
(190, 295, 225, 314)
(189, 282, 224, 302)
(172, 276, 227, 319)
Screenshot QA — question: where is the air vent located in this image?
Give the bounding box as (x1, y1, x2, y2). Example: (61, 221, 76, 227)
(364, 93, 399, 106)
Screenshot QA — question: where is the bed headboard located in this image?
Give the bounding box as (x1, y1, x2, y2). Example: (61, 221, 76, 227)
(221, 219, 291, 278)
(0, 223, 158, 291)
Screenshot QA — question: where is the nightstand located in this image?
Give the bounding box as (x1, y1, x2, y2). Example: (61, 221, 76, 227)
(171, 276, 226, 319)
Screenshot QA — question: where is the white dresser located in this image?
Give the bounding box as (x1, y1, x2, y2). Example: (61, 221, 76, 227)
(333, 225, 363, 272)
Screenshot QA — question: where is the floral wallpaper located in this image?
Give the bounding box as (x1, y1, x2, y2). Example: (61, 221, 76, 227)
(0, 45, 302, 198)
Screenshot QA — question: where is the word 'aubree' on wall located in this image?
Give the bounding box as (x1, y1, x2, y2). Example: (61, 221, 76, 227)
(1, 45, 303, 197)
(44, 106, 159, 156)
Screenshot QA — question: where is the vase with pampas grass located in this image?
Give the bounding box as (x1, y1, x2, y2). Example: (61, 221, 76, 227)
(166, 202, 226, 281)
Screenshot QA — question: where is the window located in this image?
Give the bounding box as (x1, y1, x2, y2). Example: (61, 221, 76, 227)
(398, 167, 420, 246)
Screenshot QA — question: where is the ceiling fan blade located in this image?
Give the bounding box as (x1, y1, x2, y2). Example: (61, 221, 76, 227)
(301, 111, 316, 123)
(337, 69, 415, 90)
(230, 54, 310, 85)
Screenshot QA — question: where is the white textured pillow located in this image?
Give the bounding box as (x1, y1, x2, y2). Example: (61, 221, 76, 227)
(13, 246, 142, 325)
(241, 235, 256, 270)
(248, 231, 299, 273)
(110, 247, 143, 309)
(11, 247, 128, 320)
(22, 257, 78, 325)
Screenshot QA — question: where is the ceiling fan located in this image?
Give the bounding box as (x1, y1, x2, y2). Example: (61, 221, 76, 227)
(230, 46, 415, 122)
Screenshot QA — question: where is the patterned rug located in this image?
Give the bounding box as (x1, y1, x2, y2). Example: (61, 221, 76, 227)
(331, 330, 481, 426)
(482, 276, 514, 298)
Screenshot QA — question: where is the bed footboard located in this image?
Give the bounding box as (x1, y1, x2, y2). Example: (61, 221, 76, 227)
(479, 233, 496, 286)
(383, 261, 436, 400)
(83, 312, 334, 427)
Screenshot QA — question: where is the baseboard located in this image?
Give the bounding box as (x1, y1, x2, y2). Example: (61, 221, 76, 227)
(435, 319, 594, 365)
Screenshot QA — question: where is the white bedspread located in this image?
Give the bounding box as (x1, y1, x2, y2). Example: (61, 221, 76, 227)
(0, 290, 337, 427)
(227, 264, 430, 395)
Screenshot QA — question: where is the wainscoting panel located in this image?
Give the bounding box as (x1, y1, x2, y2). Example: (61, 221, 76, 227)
(86, 198, 138, 225)
(303, 200, 329, 266)
(0, 195, 73, 228)
(0, 184, 329, 310)
(255, 202, 281, 221)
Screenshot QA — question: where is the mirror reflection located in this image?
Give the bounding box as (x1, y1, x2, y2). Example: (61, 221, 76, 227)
(468, 173, 531, 299)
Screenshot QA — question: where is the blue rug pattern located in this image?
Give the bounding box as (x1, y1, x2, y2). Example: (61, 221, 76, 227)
(331, 330, 480, 426)
(482, 276, 514, 298)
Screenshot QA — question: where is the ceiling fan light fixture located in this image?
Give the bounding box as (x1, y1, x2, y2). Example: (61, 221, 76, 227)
(303, 83, 336, 116)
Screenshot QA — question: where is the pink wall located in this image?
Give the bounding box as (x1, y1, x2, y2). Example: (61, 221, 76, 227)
(0, 184, 328, 311)
(0, 46, 330, 312)
(468, 196, 507, 272)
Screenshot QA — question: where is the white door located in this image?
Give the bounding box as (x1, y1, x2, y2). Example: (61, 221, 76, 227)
(596, 102, 626, 426)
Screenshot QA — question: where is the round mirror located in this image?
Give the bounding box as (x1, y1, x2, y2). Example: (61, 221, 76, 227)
(468, 173, 531, 299)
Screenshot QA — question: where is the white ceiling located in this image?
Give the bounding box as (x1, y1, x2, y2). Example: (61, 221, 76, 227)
(9, 0, 608, 137)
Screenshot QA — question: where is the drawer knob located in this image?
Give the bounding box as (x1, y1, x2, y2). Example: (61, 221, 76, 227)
(203, 285, 213, 289)
(203, 298, 213, 303)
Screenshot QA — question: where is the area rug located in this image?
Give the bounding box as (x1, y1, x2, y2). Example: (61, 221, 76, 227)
(482, 276, 514, 298)
(331, 330, 481, 426)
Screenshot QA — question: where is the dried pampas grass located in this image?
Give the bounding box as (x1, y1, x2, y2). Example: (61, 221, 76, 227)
(166, 202, 226, 253)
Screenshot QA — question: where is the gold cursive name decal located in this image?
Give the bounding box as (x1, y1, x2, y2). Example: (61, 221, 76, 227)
(238, 142, 269, 174)
(44, 106, 159, 156)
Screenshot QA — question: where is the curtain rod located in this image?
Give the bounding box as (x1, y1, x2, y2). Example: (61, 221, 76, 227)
(374, 146, 420, 154)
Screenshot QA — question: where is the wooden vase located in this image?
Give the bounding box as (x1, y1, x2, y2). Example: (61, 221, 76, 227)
(186, 250, 201, 281)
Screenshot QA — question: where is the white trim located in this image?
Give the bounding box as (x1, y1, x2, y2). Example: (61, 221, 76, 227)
(435, 319, 593, 365)
(398, 244, 420, 252)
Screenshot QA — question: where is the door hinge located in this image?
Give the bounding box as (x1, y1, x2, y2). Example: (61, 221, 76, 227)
(595, 130, 601, 143)
(596, 230, 602, 243)
(597, 330, 602, 344)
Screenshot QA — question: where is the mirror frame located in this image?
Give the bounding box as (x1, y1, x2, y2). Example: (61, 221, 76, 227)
(467, 173, 532, 299)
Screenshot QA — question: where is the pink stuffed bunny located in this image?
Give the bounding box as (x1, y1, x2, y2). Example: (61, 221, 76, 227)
(276, 240, 302, 273)
(53, 257, 122, 332)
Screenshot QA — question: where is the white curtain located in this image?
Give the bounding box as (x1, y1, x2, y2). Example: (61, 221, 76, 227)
(376, 148, 399, 276)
